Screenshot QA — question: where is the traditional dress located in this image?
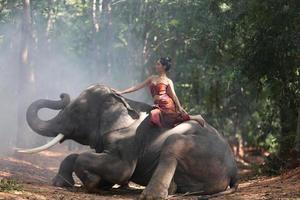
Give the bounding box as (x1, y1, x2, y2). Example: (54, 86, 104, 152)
(149, 82, 190, 128)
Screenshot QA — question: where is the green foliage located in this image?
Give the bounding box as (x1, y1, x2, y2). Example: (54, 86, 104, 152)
(0, 0, 299, 159)
(231, 0, 300, 156)
(0, 179, 23, 192)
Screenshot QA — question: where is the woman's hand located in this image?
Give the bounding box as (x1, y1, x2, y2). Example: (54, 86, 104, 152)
(111, 88, 123, 95)
(110, 76, 152, 95)
(178, 106, 188, 115)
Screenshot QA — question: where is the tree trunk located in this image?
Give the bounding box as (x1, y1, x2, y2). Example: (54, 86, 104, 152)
(45, 0, 54, 45)
(16, 0, 35, 147)
(92, 0, 100, 33)
(101, 0, 112, 76)
(36, 0, 53, 95)
(294, 108, 300, 153)
(90, 0, 101, 79)
(278, 94, 298, 158)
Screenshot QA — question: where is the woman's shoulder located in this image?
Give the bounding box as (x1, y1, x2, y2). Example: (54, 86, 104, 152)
(148, 75, 159, 82)
(166, 77, 174, 85)
(146, 75, 156, 84)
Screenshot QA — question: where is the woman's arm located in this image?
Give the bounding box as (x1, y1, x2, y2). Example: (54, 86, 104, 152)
(167, 79, 188, 114)
(115, 76, 153, 95)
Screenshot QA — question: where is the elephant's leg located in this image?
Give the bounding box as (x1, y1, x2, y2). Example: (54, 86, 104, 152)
(52, 154, 79, 187)
(74, 152, 136, 192)
(140, 134, 192, 200)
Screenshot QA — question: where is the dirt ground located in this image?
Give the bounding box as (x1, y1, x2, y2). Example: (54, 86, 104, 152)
(0, 145, 299, 200)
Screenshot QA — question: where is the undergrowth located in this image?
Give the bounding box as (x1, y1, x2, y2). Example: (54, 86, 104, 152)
(0, 178, 23, 192)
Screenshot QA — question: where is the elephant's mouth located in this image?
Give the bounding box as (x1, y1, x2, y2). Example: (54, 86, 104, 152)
(17, 133, 65, 154)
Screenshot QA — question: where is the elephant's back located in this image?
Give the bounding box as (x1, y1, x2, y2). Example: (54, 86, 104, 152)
(173, 124, 237, 194)
(131, 120, 237, 189)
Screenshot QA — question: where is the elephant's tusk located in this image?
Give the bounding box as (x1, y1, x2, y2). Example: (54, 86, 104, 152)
(17, 133, 64, 154)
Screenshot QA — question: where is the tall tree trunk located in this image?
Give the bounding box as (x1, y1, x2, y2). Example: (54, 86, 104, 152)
(101, 0, 112, 76)
(278, 94, 298, 158)
(92, 0, 100, 33)
(90, 0, 101, 79)
(16, 0, 35, 147)
(45, 0, 54, 46)
(233, 114, 240, 137)
(140, 0, 151, 68)
(36, 0, 53, 96)
(90, 0, 113, 80)
(294, 108, 300, 153)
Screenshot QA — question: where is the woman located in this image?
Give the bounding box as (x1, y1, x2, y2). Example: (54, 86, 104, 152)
(113, 57, 205, 128)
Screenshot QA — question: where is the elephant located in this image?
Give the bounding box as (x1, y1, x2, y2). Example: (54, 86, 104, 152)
(20, 84, 238, 199)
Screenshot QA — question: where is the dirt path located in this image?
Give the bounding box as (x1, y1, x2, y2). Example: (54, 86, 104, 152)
(0, 145, 299, 200)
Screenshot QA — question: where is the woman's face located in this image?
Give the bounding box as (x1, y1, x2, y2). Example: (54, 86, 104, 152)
(155, 60, 165, 73)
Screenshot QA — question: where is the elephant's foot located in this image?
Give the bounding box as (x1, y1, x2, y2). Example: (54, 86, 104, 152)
(98, 179, 114, 191)
(140, 135, 192, 200)
(80, 170, 101, 192)
(75, 169, 102, 193)
(76, 169, 114, 193)
(52, 174, 75, 187)
(139, 181, 168, 200)
(53, 154, 79, 187)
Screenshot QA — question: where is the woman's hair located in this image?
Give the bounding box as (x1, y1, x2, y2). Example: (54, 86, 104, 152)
(159, 57, 172, 71)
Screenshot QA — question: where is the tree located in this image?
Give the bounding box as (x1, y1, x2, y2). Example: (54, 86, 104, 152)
(17, 0, 35, 147)
(295, 109, 300, 153)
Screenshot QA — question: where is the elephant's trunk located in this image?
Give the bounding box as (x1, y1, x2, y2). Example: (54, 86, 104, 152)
(26, 93, 70, 137)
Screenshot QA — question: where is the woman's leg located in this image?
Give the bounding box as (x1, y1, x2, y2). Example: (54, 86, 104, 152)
(189, 114, 205, 127)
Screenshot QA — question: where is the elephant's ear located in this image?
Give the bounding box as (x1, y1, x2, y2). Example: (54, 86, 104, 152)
(110, 91, 140, 119)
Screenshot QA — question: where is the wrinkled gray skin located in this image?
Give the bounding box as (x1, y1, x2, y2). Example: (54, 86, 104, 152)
(26, 84, 238, 199)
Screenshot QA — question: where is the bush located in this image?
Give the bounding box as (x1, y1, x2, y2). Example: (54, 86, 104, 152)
(0, 178, 23, 192)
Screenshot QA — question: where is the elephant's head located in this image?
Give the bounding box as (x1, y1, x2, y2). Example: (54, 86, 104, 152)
(18, 84, 142, 153)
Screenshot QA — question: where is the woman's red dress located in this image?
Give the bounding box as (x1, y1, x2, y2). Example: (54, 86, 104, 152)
(149, 82, 190, 128)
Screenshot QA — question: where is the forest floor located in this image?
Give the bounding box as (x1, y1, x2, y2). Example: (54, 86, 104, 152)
(0, 145, 299, 200)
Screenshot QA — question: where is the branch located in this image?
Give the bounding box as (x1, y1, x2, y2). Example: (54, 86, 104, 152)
(152, 36, 176, 52)
(111, 0, 127, 6)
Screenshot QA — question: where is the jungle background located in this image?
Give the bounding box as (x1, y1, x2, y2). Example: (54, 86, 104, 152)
(0, 0, 299, 199)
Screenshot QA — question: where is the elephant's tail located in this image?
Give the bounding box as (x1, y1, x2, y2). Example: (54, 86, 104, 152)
(26, 93, 70, 137)
(170, 175, 239, 199)
(197, 188, 238, 200)
(229, 173, 239, 190)
(196, 177, 239, 200)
